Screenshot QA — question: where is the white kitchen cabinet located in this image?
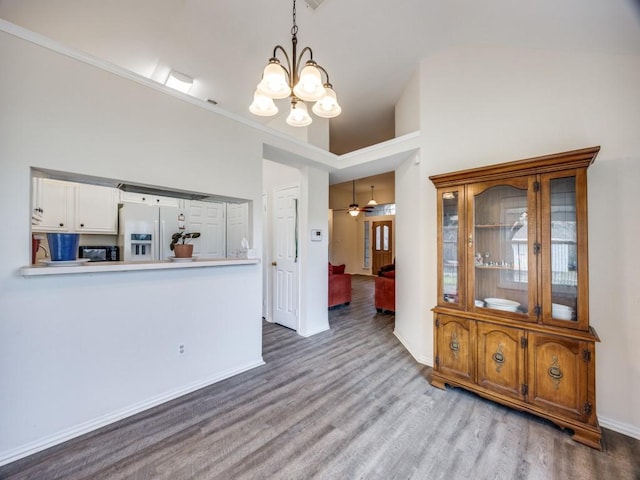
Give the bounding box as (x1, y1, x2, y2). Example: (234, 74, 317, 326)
(119, 191, 180, 207)
(75, 183, 118, 234)
(32, 179, 118, 234)
(32, 178, 72, 232)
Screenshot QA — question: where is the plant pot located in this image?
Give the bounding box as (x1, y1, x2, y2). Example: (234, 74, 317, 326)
(47, 233, 80, 261)
(173, 244, 194, 258)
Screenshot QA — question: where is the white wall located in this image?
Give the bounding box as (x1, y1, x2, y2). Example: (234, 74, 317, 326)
(395, 67, 420, 137)
(330, 211, 360, 272)
(0, 27, 323, 464)
(298, 166, 330, 337)
(265, 111, 329, 151)
(394, 151, 432, 365)
(393, 46, 640, 438)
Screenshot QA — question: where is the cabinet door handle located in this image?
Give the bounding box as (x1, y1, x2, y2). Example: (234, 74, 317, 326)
(59, 223, 64, 227)
(80, 223, 84, 227)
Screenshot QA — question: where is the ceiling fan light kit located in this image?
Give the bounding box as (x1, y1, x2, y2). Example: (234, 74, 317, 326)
(341, 180, 374, 217)
(249, 0, 341, 127)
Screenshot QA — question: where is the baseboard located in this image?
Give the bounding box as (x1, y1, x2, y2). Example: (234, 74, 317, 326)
(299, 324, 330, 338)
(599, 415, 640, 440)
(0, 358, 265, 467)
(394, 329, 432, 367)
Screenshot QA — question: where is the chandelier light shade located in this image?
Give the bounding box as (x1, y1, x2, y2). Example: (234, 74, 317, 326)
(257, 61, 291, 99)
(249, 90, 279, 116)
(293, 61, 325, 101)
(286, 100, 312, 127)
(249, 0, 341, 126)
(348, 209, 360, 217)
(312, 85, 341, 118)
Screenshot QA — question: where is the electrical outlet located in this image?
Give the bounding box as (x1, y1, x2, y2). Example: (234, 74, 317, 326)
(179, 344, 185, 355)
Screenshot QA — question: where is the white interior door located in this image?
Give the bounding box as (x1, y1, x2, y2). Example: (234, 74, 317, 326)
(187, 200, 226, 258)
(227, 202, 249, 256)
(273, 185, 299, 330)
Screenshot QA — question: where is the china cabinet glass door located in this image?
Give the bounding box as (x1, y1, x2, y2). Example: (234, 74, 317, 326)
(468, 178, 537, 320)
(438, 187, 465, 308)
(541, 171, 589, 331)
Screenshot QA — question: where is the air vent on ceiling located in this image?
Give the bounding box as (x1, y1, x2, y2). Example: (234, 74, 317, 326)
(304, 0, 326, 11)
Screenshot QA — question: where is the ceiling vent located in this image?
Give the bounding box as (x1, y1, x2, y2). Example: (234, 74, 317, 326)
(304, 0, 326, 11)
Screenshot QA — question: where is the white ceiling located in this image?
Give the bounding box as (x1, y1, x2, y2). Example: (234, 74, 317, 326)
(1, 0, 639, 155)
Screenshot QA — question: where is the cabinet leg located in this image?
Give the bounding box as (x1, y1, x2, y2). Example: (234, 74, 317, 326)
(570, 427, 602, 450)
(429, 375, 447, 390)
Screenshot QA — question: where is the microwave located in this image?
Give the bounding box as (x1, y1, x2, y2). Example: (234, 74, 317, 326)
(78, 245, 119, 262)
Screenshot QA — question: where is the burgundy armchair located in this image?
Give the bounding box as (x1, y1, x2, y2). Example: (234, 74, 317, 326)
(328, 263, 352, 308)
(375, 265, 395, 313)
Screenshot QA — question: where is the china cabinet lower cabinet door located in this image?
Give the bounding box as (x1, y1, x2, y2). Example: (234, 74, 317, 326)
(476, 323, 525, 401)
(527, 332, 600, 448)
(527, 333, 590, 419)
(433, 314, 475, 388)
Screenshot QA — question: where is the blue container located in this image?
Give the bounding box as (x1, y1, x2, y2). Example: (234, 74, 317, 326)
(47, 233, 80, 261)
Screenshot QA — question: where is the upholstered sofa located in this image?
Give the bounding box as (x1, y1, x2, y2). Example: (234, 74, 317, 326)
(375, 265, 395, 313)
(328, 263, 352, 308)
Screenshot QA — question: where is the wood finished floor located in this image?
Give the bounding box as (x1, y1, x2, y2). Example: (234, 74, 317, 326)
(1, 275, 639, 480)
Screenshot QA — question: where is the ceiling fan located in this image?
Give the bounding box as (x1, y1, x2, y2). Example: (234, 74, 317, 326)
(335, 180, 374, 217)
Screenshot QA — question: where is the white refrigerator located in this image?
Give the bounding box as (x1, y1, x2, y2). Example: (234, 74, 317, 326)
(118, 203, 181, 261)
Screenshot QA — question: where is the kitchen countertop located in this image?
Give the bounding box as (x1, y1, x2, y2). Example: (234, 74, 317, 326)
(20, 258, 260, 276)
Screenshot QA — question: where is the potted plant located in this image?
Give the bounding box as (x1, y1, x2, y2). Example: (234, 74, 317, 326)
(170, 231, 201, 258)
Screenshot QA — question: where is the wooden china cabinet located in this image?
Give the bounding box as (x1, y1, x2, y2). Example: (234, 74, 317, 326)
(429, 146, 601, 449)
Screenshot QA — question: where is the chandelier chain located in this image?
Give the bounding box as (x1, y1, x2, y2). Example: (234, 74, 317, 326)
(291, 0, 298, 37)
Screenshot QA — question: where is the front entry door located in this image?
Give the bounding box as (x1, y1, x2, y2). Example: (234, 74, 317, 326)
(372, 220, 393, 274)
(273, 185, 299, 330)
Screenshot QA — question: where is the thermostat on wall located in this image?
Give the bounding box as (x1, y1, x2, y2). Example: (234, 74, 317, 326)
(311, 229, 323, 241)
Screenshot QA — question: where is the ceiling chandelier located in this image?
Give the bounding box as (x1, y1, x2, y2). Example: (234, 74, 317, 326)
(249, 0, 342, 127)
